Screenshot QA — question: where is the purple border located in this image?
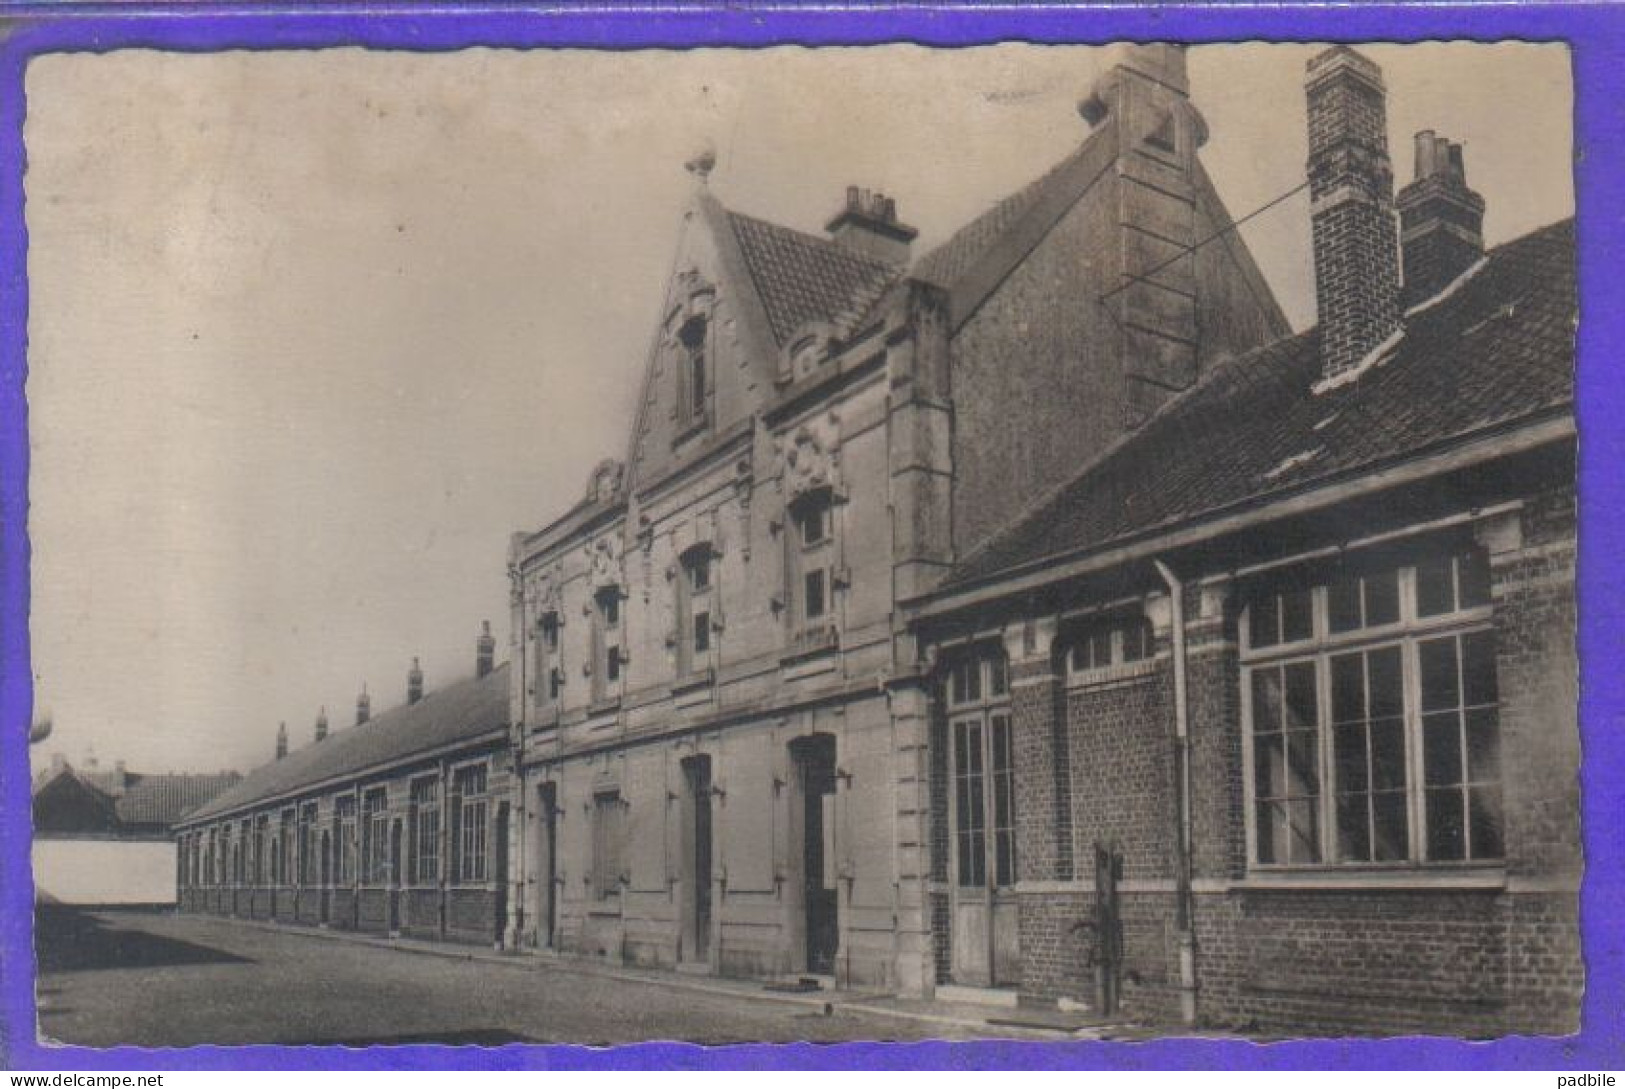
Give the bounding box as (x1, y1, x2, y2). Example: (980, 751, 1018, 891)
(1, 2, 1619, 1071)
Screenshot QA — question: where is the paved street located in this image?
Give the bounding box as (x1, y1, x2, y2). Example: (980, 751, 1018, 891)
(34, 909, 1060, 1047)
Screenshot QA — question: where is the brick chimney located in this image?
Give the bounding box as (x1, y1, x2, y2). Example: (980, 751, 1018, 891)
(1396, 130, 1485, 308)
(275, 722, 288, 760)
(315, 706, 328, 743)
(476, 620, 496, 679)
(825, 187, 917, 265)
(1306, 47, 1401, 385)
(407, 657, 424, 705)
(356, 684, 371, 726)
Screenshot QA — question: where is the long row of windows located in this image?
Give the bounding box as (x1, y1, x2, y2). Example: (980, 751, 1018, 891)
(179, 762, 492, 889)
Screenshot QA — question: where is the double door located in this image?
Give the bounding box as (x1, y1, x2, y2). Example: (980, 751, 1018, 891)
(949, 710, 1020, 987)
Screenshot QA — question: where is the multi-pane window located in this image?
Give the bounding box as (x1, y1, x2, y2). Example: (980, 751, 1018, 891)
(361, 788, 389, 885)
(1243, 547, 1502, 869)
(945, 647, 1017, 891)
(1067, 613, 1155, 674)
(298, 803, 319, 884)
(451, 764, 488, 884)
(593, 587, 623, 699)
(790, 491, 835, 632)
(591, 791, 626, 900)
(534, 611, 561, 708)
(334, 796, 356, 884)
(679, 547, 715, 674)
(410, 777, 440, 884)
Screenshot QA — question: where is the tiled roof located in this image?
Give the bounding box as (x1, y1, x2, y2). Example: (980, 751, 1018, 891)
(180, 663, 511, 826)
(913, 141, 1089, 290)
(726, 211, 900, 346)
(946, 218, 1576, 590)
(116, 772, 242, 828)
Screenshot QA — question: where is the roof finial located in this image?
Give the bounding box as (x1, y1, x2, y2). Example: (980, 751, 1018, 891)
(684, 145, 717, 185)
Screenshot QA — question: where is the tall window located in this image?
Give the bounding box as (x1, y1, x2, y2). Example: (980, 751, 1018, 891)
(361, 788, 389, 885)
(334, 796, 357, 884)
(1243, 546, 1501, 869)
(297, 803, 318, 885)
(278, 809, 295, 885)
(593, 587, 623, 701)
(238, 819, 251, 884)
(678, 316, 708, 427)
(679, 546, 715, 675)
(789, 490, 835, 633)
(534, 611, 561, 708)
(591, 791, 626, 900)
(451, 764, 489, 884)
(253, 816, 268, 884)
(945, 647, 1017, 890)
(410, 776, 440, 884)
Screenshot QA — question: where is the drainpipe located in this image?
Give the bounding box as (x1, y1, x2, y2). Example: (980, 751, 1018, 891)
(1153, 558, 1199, 1027)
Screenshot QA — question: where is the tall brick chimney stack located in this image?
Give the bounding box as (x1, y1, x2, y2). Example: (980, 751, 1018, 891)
(275, 722, 288, 760)
(1306, 47, 1401, 385)
(825, 187, 918, 265)
(1396, 130, 1485, 307)
(476, 620, 496, 679)
(356, 684, 371, 726)
(315, 706, 328, 743)
(407, 658, 424, 705)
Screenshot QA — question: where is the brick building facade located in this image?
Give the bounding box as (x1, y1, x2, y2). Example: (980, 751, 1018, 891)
(168, 43, 1579, 1037)
(909, 47, 1579, 1035)
(500, 42, 1286, 996)
(173, 632, 516, 946)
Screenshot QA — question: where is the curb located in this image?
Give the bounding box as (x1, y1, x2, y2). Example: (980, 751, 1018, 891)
(177, 913, 1066, 1039)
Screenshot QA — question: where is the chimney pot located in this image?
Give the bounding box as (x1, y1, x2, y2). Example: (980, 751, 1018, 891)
(1397, 130, 1485, 308)
(825, 185, 917, 265)
(275, 722, 289, 760)
(407, 657, 424, 705)
(315, 705, 329, 742)
(356, 684, 371, 726)
(1305, 46, 1402, 385)
(477, 620, 496, 679)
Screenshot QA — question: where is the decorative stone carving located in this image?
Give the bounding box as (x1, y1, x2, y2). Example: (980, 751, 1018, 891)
(776, 412, 842, 501)
(585, 458, 624, 505)
(586, 535, 624, 592)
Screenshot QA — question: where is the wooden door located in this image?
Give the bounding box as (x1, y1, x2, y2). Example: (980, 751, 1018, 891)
(950, 711, 1020, 987)
(796, 736, 839, 975)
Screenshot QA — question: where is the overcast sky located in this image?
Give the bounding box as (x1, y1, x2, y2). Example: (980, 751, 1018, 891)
(24, 42, 1573, 777)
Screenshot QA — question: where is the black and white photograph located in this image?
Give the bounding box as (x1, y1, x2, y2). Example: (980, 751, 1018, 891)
(23, 39, 1579, 1048)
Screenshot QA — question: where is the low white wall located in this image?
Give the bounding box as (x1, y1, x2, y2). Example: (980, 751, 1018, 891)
(32, 837, 176, 906)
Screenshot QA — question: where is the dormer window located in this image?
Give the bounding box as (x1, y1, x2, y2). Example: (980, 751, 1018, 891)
(678, 316, 709, 429)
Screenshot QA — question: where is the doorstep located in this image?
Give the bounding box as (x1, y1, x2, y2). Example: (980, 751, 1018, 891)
(186, 913, 1129, 1039)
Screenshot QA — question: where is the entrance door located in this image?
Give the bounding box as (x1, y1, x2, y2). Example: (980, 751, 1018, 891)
(681, 756, 714, 963)
(537, 783, 557, 949)
(494, 802, 510, 944)
(950, 710, 1020, 987)
(320, 831, 331, 924)
(389, 820, 403, 933)
(793, 735, 839, 975)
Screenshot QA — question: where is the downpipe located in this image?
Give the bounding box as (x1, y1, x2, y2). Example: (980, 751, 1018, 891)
(1153, 558, 1199, 1028)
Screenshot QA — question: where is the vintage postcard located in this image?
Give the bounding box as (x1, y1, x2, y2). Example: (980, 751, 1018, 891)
(4, 6, 1607, 1073)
